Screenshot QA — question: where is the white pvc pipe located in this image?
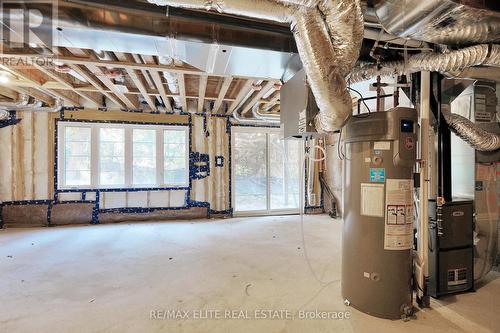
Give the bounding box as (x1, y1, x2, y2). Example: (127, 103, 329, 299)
(417, 71, 430, 303)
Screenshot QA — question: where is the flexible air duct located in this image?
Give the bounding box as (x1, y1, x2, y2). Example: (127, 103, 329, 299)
(0, 94, 30, 109)
(374, 0, 500, 46)
(291, 4, 363, 132)
(442, 111, 500, 151)
(348, 45, 500, 152)
(148, 0, 364, 132)
(2, 99, 64, 113)
(349, 44, 500, 83)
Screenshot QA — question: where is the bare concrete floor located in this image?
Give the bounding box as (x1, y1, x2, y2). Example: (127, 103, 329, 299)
(0, 215, 499, 333)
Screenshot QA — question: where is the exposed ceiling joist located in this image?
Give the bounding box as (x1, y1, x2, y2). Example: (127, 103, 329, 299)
(67, 64, 124, 108)
(0, 64, 79, 106)
(86, 64, 137, 109)
(149, 71, 172, 113)
(0, 86, 18, 100)
(212, 77, 232, 114)
(178, 73, 187, 112)
(241, 81, 275, 116)
(126, 68, 157, 112)
(198, 74, 208, 113)
(33, 63, 100, 107)
(5, 85, 53, 105)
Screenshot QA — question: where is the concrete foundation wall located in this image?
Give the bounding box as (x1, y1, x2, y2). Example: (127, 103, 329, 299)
(99, 207, 208, 223)
(51, 203, 94, 225)
(2, 205, 48, 227)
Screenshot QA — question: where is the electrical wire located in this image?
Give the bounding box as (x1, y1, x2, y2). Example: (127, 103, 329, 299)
(378, 45, 433, 51)
(297, 138, 338, 286)
(473, 80, 496, 92)
(347, 86, 371, 118)
(337, 127, 345, 160)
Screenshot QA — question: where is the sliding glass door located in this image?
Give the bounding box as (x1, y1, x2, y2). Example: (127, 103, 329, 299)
(232, 127, 302, 215)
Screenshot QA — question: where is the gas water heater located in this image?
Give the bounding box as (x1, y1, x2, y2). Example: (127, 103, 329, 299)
(342, 107, 417, 319)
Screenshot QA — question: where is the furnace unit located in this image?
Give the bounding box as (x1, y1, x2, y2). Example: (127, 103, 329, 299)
(428, 200, 474, 297)
(342, 107, 417, 319)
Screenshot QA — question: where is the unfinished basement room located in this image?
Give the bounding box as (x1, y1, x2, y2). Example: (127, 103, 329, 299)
(0, 0, 499, 332)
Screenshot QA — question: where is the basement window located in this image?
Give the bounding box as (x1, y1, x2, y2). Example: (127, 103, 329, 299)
(62, 126, 91, 186)
(99, 127, 125, 186)
(58, 122, 189, 189)
(132, 129, 156, 186)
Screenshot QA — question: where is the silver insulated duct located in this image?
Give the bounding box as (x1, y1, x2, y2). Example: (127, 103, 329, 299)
(363, 1, 500, 152)
(442, 111, 500, 151)
(349, 44, 500, 83)
(148, 0, 364, 132)
(374, 0, 500, 46)
(348, 45, 500, 152)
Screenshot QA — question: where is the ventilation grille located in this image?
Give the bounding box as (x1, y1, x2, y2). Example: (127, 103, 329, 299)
(447, 268, 468, 286)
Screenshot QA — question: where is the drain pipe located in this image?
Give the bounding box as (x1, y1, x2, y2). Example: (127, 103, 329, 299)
(251, 102, 280, 122)
(416, 71, 431, 307)
(4, 99, 64, 113)
(233, 107, 279, 125)
(0, 94, 30, 109)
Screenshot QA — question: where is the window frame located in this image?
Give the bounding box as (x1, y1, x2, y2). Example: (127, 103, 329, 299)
(231, 126, 304, 217)
(57, 121, 189, 190)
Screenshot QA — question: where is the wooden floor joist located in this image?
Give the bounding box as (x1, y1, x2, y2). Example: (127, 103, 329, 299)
(33, 63, 100, 107)
(198, 74, 208, 113)
(67, 64, 124, 108)
(212, 77, 232, 114)
(126, 68, 157, 112)
(0, 50, 282, 115)
(86, 64, 137, 109)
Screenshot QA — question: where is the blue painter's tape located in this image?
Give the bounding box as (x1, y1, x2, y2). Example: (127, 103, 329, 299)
(369, 168, 385, 182)
(57, 186, 189, 193)
(190, 152, 210, 179)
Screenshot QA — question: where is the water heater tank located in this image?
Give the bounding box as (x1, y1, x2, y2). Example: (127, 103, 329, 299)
(342, 107, 417, 319)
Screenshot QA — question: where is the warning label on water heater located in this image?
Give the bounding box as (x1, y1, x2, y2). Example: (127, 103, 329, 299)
(384, 179, 413, 250)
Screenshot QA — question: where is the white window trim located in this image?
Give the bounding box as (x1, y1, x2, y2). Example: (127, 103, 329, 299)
(57, 121, 189, 190)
